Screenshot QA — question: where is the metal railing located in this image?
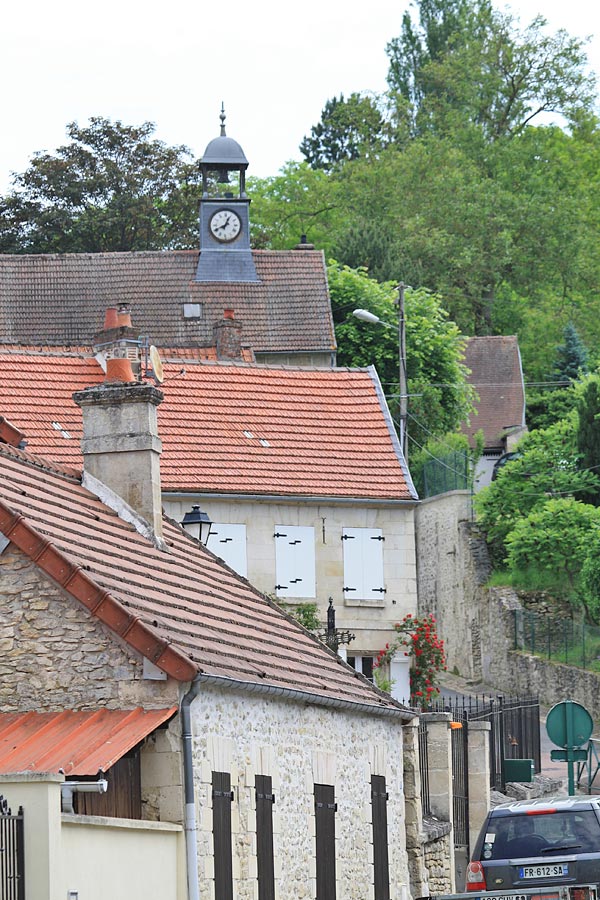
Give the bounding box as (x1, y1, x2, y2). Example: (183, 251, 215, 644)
(418, 720, 431, 817)
(427, 694, 541, 791)
(515, 608, 600, 671)
(0, 795, 24, 900)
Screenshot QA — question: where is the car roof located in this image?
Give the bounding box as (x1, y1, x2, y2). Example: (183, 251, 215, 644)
(489, 796, 600, 816)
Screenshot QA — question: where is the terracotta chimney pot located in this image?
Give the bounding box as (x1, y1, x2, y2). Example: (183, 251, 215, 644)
(104, 307, 119, 329)
(117, 305, 132, 328)
(105, 357, 136, 383)
(224, 308, 235, 320)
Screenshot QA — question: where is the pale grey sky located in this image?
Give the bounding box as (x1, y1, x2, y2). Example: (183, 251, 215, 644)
(1, 0, 599, 192)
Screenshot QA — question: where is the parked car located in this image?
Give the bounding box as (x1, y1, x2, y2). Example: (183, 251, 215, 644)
(467, 796, 600, 892)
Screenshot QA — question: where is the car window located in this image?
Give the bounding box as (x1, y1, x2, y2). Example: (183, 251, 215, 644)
(479, 811, 600, 860)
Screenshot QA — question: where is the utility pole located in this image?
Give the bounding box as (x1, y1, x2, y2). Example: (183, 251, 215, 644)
(396, 282, 408, 462)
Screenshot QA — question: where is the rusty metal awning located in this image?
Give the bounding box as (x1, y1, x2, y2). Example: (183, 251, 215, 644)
(0, 707, 177, 775)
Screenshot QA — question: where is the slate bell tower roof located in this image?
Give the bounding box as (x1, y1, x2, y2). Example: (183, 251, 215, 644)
(201, 106, 249, 167)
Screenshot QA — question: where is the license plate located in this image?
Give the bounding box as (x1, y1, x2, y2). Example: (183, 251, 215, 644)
(519, 865, 569, 879)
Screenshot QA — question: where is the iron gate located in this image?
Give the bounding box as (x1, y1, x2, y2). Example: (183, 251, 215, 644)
(0, 795, 24, 900)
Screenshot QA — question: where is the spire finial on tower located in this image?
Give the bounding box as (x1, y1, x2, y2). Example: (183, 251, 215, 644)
(220, 102, 226, 137)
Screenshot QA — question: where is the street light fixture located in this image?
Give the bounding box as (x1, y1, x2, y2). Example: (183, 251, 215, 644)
(181, 505, 212, 545)
(352, 282, 409, 460)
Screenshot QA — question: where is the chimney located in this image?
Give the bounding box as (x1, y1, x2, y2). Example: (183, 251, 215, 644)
(73, 365, 164, 538)
(93, 304, 141, 378)
(293, 234, 315, 250)
(214, 308, 243, 360)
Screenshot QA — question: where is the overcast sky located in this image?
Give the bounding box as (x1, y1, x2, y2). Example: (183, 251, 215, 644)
(2, 0, 599, 192)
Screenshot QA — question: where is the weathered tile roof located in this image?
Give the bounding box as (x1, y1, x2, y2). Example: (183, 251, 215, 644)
(460, 335, 526, 450)
(0, 441, 407, 713)
(0, 350, 416, 501)
(0, 708, 176, 775)
(0, 250, 336, 354)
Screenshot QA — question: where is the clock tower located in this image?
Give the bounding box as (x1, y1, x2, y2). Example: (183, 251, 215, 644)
(195, 106, 259, 283)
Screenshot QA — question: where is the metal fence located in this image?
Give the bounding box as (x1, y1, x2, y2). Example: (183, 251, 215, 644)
(0, 795, 24, 900)
(427, 694, 541, 792)
(515, 608, 600, 671)
(418, 720, 431, 817)
(421, 451, 470, 498)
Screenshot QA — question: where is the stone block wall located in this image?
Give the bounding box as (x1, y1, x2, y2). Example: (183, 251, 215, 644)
(192, 685, 410, 900)
(0, 544, 179, 711)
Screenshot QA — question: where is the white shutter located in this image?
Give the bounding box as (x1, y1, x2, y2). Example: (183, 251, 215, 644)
(274, 525, 316, 598)
(206, 524, 247, 577)
(342, 527, 385, 600)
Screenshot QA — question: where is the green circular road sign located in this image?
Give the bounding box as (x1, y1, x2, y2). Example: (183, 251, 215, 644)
(546, 700, 593, 749)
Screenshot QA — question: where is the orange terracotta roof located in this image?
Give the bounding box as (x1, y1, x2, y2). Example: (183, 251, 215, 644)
(0, 351, 416, 501)
(0, 250, 336, 354)
(460, 336, 526, 450)
(0, 442, 406, 713)
(0, 708, 176, 775)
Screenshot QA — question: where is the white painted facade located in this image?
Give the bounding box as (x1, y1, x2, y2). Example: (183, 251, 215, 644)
(164, 495, 418, 664)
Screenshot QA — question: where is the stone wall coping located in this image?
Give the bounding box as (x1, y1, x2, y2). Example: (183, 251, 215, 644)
(62, 814, 183, 832)
(417, 490, 471, 508)
(420, 712, 452, 724)
(468, 721, 491, 732)
(0, 772, 64, 784)
(423, 817, 452, 842)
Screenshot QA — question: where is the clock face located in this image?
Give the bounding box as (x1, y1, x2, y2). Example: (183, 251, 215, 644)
(209, 209, 242, 243)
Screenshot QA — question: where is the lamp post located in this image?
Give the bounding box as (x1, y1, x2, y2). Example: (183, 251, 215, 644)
(317, 599, 355, 654)
(353, 282, 408, 460)
(181, 505, 212, 544)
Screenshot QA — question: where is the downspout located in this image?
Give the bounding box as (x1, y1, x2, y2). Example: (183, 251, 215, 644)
(181, 676, 203, 900)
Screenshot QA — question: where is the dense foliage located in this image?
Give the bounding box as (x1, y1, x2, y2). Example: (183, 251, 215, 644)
(0, 118, 200, 253)
(327, 263, 474, 444)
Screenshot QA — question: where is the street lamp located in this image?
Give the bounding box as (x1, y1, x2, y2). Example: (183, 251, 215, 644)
(352, 282, 408, 460)
(181, 505, 212, 544)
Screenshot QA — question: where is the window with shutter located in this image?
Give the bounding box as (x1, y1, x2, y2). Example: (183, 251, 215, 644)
(255, 775, 275, 900)
(371, 775, 390, 900)
(314, 783, 337, 900)
(206, 524, 248, 577)
(274, 525, 316, 598)
(212, 771, 234, 900)
(342, 528, 385, 601)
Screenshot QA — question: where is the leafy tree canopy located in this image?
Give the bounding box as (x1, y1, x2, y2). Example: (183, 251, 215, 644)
(0, 117, 201, 253)
(328, 262, 474, 444)
(506, 497, 600, 595)
(475, 409, 600, 564)
(386, 0, 596, 140)
(299, 93, 395, 172)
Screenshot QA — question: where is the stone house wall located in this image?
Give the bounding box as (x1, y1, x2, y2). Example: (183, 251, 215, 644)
(415, 491, 490, 679)
(0, 542, 184, 825)
(0, 544, 180, 712)
(164, 495, 418, 659)
(191, 685, 411, 900)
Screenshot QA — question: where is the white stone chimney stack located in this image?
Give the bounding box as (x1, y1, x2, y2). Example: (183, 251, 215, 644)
(73, 308, 164, 538)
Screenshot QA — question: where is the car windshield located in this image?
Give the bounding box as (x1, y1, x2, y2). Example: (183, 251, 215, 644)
(480, 811, 600, 860)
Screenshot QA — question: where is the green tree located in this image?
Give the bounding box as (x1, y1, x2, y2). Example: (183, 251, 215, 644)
(328, 262, 474, 443)
(299, 93, 391, 172)
(553, 323, 589, 384)
(576, 377, 600, 505)
(386, 0, 595, 141)
(506, 498, 600, 599)
(0, 117, 201, 253)
(475, 414, 600, 564)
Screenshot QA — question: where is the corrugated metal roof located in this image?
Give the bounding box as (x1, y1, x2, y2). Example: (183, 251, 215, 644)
(0, 707, 177, 775)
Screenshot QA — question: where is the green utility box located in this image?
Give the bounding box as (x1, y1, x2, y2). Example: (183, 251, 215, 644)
(504, 758, 535, 782)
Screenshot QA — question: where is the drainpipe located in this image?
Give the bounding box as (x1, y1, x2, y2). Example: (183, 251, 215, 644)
(181, 677, 203, 900)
